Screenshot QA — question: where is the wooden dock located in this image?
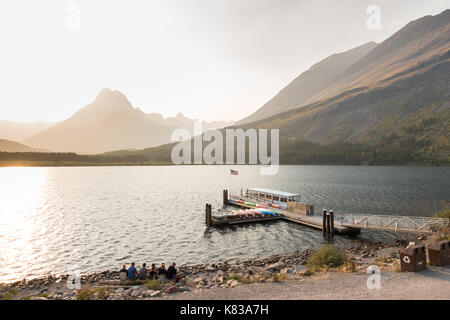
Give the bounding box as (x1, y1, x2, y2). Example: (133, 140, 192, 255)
(282, 212, 359, 235)
(205, 190, 449, 236)
(207, 192, 358, 235)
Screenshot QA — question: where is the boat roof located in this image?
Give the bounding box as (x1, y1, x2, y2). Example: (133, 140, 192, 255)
(248, 187, 300, 197)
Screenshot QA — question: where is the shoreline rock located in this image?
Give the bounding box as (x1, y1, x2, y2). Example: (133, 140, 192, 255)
(0, 239, 409, 300)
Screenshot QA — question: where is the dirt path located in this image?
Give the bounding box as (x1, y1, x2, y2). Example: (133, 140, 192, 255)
(163, 266, 450, 300)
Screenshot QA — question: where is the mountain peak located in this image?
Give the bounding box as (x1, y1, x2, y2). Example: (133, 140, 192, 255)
(94, 88, 131, 106)
(66, 88, 133, 125)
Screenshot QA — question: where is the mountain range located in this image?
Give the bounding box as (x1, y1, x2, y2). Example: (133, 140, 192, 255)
(236, 9, 449, 159)
(0, 88, 232, 154)
(102, 9, 449, 165)
(0, 9, 449, 164)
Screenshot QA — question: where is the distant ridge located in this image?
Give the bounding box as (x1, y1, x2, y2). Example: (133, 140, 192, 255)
(0, 139, 48, 153)
(0, 121, 54, 142)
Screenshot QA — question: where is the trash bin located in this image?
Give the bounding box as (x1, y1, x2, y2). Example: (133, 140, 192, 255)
(428, 240, 450, 267)
(400, 245, 426, 272)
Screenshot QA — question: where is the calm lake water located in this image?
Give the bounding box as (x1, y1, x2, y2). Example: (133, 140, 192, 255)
(0, 165, 449, 283)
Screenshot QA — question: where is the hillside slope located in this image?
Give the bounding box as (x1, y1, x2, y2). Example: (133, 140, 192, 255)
(240, 10, 450, 128)
(238, 42, 377, 124)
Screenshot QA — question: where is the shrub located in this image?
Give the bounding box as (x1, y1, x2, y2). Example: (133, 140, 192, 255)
(77, 288, 111, 300)
(146, 279, 164, 291)
(435, 206, 450, 219)
(271, 273, 288, 282)
(1, 289, 18, 300)
(225, 273, 242, 283)
(307, 245, 345, 269)
(77, 289, 92, 300)
(394, 259, 404, 272)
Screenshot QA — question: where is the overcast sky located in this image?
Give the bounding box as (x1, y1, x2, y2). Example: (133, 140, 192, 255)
(0, 0, 448, 123)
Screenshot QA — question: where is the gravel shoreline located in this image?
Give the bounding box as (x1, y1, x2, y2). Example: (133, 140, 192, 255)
(2, 239, 439, 300)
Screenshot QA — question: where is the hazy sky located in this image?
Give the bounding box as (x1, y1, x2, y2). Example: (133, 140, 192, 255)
(0, 0, 448, 123)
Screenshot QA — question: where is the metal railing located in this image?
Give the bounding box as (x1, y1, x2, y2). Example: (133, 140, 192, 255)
(336, 214, 449, 234)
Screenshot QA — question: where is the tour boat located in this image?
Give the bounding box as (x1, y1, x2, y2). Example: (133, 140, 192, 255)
(245, 187, 301, 210)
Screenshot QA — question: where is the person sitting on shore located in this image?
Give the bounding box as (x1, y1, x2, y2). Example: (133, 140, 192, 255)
(127, 262, 138, 281)
(148, 263, 157, 280)
(138, 263, 148, 280)
(119, 264, 128, 281)
(166, 262, 179, 282)
(158, 263, 167, 281)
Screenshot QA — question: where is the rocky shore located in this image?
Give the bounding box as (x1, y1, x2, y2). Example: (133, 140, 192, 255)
(0, 240, 410, 300)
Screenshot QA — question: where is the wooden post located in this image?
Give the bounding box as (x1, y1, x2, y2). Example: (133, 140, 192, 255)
(223, 189, 229, 206)
(330, 210, 335, 235)
(322, 209, 327, 234)
(205, 203, 212, 227)
(326, 212, 331, 234)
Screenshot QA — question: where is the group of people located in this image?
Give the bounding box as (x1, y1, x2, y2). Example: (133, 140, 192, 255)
(119, 262, 179, 282)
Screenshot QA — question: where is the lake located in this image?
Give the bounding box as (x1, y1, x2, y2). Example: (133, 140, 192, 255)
(0, 165, 449, 283)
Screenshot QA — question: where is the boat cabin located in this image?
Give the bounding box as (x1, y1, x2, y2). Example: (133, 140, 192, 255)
(246, 188, 300, 204)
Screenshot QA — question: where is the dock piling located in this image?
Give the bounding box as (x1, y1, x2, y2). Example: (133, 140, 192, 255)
(330, 210, 335, 235)
(205, 203, 212, 227)
(223, 190, 229, 206)
(326, 212, 331, 234)
(322, 209, 327, 234)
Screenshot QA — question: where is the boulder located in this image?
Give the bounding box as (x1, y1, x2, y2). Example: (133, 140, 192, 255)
(193, 277, 206, 284)
(265, 261, 284, 271)
(179, 286, 191, 292)
(150, 290, 161, 297)
(299, 270, 313, 277)
(29, 296, 48, 300)
(293, 264, 308, 273)
(115, 288, 125, 294)
(131, 289, 140, 297)
(165, 286, 179, 294)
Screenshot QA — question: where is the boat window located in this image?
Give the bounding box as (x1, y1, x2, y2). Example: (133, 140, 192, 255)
(280, 197, 287, 203)
(295, 195, 301, 202)
(273, 196, 279, 201)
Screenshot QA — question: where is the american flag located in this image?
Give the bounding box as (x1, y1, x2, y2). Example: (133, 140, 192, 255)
(230, 169, 239, 175)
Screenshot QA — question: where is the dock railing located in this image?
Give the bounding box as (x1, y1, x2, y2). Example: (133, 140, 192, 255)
(336, 214, 449, 234)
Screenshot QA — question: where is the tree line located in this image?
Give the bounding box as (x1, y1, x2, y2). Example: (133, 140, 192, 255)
(0, 138, 447, 165)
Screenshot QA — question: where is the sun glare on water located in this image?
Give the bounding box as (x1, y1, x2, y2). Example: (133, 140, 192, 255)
(0, 167, 51, 283)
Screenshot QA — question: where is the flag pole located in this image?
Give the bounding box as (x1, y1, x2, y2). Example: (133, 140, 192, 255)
(229, 168, 231, 195)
